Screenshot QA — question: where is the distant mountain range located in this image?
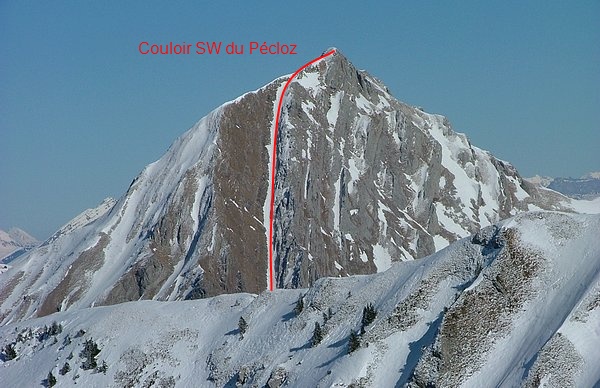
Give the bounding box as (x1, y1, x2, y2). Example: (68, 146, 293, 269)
(0, 228, 38, 264)
(527, 172, 600, 199)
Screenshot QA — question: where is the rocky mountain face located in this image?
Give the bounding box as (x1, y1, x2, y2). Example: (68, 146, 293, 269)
(0, 228, 38, 263)
(1, 212, 598, 387)
(0, 49, 585, 324)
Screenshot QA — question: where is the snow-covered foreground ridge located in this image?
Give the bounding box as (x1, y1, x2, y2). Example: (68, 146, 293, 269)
(1, 212, 599, 387)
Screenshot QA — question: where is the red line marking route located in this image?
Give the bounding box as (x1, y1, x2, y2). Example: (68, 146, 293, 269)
(268, 49, 336, 291)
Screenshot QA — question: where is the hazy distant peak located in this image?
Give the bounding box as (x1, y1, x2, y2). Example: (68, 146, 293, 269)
(7, 227, 38, 246)
(0, 227, 39, 261)
(527, 172, 600, 200)
(582, 171, 600, 179)
(525, 175, 554, 187)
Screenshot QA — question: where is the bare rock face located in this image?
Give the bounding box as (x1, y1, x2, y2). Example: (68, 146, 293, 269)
(0, 49, 575, 323)
(267, 51, 568, 288)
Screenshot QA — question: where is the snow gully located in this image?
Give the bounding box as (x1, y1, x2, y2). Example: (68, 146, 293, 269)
(267, 49, 336, 291)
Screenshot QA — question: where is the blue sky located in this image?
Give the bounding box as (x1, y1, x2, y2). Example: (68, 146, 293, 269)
(1, 1, 599, 239)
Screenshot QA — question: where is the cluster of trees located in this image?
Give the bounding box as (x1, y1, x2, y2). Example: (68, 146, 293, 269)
(313, 301, 378, 353)
(361, 303, 377, 333)
(16, 328, 33, 343)
(38, 321, 63, 342)
(348, 303, 377, 354)
(3, 321, 66, 362)
(80, 338, 101, 370)
(4, 323, 108, 387)
(237, 297, 377, 356)
(47, 337, 106, 386)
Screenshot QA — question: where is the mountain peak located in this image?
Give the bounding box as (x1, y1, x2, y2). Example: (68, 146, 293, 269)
(298, 48, 389, 98)
(0, 50, 592, 323)
(6, 227, 38, 246)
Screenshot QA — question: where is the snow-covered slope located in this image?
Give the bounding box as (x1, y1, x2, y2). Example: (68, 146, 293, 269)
(1, 49, 597, 325)
(43, 197, 117, 245)
(1, 212, 598, 387)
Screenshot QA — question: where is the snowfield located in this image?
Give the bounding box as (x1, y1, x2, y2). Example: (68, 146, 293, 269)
(1, 212, 599, 387)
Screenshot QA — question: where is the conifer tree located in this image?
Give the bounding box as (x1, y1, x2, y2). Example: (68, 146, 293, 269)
(238, 316, 248, 337)
(59, 361, 71, 375)
(49, 321, 62, 336)
(348, 330, 360, 354)
(311, 322, 323, 347)
(80, 338, 100, 370)
(96, 360, 108, 374)
(3, 343, 17, 360)
(361, 303, 377, 333)
(47, 371, 56, 387)
(294, 294, 304, 315)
